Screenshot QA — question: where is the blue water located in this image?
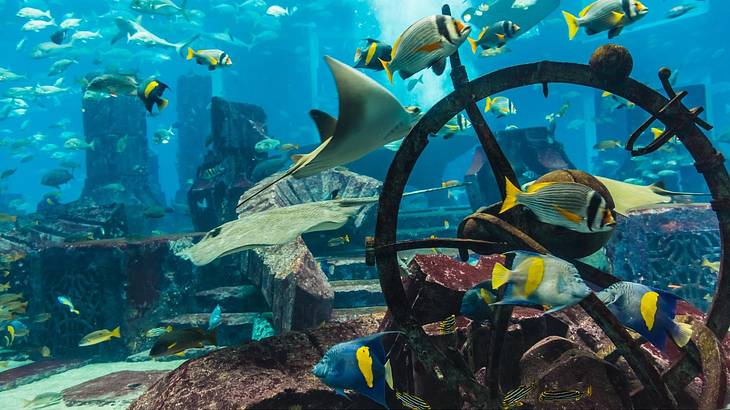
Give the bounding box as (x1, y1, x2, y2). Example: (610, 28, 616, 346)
(0, 0, 725, 211)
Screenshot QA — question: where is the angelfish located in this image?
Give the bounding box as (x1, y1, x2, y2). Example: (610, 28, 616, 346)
(500, 178, 616, 234)
(380, 15, 471, 83)
(138, 79, 169, 114)
(597, 281, 693, 350)
(491, 251, 591, 313)
(354, 39, 391, 71)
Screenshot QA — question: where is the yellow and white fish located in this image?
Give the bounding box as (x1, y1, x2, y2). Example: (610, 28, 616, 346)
(563, 0, 648, 40)
(381, 15, 471, 83)
(186, 48, 232, 71)
(467, 20, 520, 53)
(78, 326, 121, 347)
(484, 96, 517, 118)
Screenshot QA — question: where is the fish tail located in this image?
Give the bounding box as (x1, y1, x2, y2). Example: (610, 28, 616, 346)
(467, 37, 478, 54)
(702, 258, 710, 267)
(384, 358, 393, 390)
(499, 177, 521, 214)
(380, 58, 393, 84)
(180, 0, 191, 21)
(492, 262, 512, 289)
(157, 98, 169, 112)
(651, 127, 663, 139)
(671, 321, 693, 347)
(562, 11, 580, 40)
(484, 97, 492, 113)
(72, 308, 80, 315)
(111, 326, 121, 338)
(186, 47, 194, 60)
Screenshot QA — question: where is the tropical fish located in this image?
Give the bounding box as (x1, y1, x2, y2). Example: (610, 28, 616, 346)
(22, 392, 62, 409)
(78, 326, 121, 347)
(145, 325, 173, 338)
(266, 5, 295, 17)
(201, 164, 225, 180)
(17, 7, 52, 20)
(143, 206, 168, 219)
(484, 96, 517, 118)
(539, 386, 592, 403)
(40, 169, 73, 188)
(502, 383, 536, 409)
(380, 15, 471, 83)
(0, 293, 24, 304)
(702, 258, 720, 273)
(501, 178, 616, 233)
(602, 91, 636, 110)
(491, 251, 592, 312)
(153, 127, 174, 144)
(460, 281, 496, 322)
(354, 39, 392, 71)
(40, 346, 51, 358)
(149, 327, 217, 357)
(431, 314, 457, 335)
(138, 79, 170, 114)
(32, 313, 51, 323)
(667, 4, 695, 19)
(255, 138, 281, 153)
(438, 113, 471, 137)
(312, 332, 397, 407)
(6, 325, 15, 345)
(593, 139, 622, 151)
(50, 29, 68, 45)
(563, 0, 649, 40)
(64, 138, 95, 150)
(186, 48, 233, 71)
(407, 75, 424, 91)
(0, 214, 16, 223)
(327, 234, 350, 248)
(130, 0, 190, 19)
(208, 304, 222, 331)
(57, 295, 80, 315)
(278, 143, 300, 152)
(597, 281, 693, 350)
(396, 391, 431, 410)
(467, 20, 520, 53)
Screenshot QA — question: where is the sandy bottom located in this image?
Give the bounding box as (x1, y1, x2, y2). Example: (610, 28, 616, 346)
(0, 360, 184, 409)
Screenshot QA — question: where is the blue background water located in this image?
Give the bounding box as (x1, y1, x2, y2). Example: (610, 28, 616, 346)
(0, 0, 725, 215)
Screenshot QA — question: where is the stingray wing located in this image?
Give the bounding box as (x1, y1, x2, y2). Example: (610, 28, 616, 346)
(596, 176, 672, 215)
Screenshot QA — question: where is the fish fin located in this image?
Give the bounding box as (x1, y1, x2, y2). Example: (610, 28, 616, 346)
(601, 91, 612, 97)
(309, 109, 337, 142)
(484, 97, 492, 112)
(579, 3, 593, 17)
(111, 326, 121, 338)
(640, 291, 659, 331)
(165, 325, 172, 332)
(431, 58, 446, 76)
(174, 351, 186, 357)
(496, 33, 505, 41)
(610, 11, 625, 24)
(467, 37, 478, 54)
(380, 58, 393, 84)
(186, 47, 194, 60)
(334, 388, 349, 398)
(651, 127, 664, 139)
(72, 308, 80, 315)
(553, 205, 584, 224)
(416, 41, 442, 53)
(385, 358, 394, 390)
(157, 98, 169, 112)
(492, 262, 511, 289)
(562, 11, 580, 40)
(353, 47, 362, 64)
(671, 322, 693, 348)
(525, 182, 554, 193)
(608, 25, 624, 39)
(499, 177, 521, 214)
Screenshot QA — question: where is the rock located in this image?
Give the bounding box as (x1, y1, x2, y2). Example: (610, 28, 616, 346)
(129, 313, 383, 410)
(607, 204, 719, 310)
(195, 285, 268, 312)
(62, 370, 169, 407)
(126, 347, 222, 362)
(80, 94, 166, 235)
(188, 97, 267, 231)
(0, 359, 87, 391)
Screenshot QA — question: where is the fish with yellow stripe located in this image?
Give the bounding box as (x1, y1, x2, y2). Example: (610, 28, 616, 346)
(467, 20, 520, 54)
(460, 281, 497, 322)
(137, 79, 170, 114)
(186, 48, 232, 71)
(354, 39, 392, 71)
(500, 178, 617, 234)
(563, 0, 649, 40)
(380, 15, 471, 84)
(502, 383, 536, 409)
(491, 252, 591, 313)
(597, 281, 693, 350)
(539, 385, 592, 403)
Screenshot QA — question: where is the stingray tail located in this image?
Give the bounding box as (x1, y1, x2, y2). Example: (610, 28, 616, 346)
(236, 167, 297, 211)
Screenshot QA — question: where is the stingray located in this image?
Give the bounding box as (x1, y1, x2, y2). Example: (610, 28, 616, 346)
(237, 56, 421, 209)
(596, 177, 676, 215)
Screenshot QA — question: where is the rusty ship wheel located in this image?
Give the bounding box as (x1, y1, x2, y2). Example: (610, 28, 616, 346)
(371, 13, 730, 409)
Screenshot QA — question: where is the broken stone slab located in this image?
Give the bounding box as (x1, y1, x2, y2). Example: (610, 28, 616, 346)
(62, 370, 169, 407)
(129, 313, 384, 410)
(195, 285, 269, 312)
(331, 279, 384, 309)
(0, 359, 87, 391)
(159, 312, 273, 346)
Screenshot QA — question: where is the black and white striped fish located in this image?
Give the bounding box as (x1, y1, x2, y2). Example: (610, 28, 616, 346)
(396, 391, 431, 410)
(502, 383, 535, 409)
(500, 178, 616, 233)
(539, 385, 592, 402)
(433, 314, 457, 335)
(380, 15, 471, 83)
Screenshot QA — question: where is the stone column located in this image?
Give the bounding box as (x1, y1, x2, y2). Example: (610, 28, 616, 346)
(175, 74, 211, 204)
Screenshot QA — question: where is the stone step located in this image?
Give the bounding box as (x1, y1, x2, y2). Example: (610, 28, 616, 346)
(332, 306, 388, 322)
(318, 255, 378, 281)
(330, 279, 385, 309)
(160, 312, 273, 346)
(195, 286, 269, 313)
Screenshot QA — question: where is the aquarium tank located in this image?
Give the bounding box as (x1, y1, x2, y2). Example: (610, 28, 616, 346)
(0, 0, 728, 408)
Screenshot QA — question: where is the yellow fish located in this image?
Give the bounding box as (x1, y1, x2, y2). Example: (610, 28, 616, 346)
(78, 326, 121, 347)
(593, 139, 622, 151)
(327, 234, 350, 248)
(41, 346, 51, 358)
(442, 180, 460, 188)
(702, 258, 720, 273)
(0, 282, 9, 292)
(0, 213, 16, 223)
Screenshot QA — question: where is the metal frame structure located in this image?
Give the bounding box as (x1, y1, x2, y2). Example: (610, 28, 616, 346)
(368, 4, 730, 409)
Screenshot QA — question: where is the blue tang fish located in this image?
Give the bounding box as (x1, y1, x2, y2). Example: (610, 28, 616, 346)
(597, 281, 693, 350)
(312, 332, 396, 408)
(208, 304, 222, 331)
(492, 251, 591, 313)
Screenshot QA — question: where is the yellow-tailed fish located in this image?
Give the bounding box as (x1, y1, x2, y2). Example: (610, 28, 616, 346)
(702, 258, 720, 273)
(502, 383, 536, 409)
(186, 48, 232, 71)
(327, 234, 350, 248)
(78, 326, 121, 346)
(563, 0, 648, 40)
(539, 385, 592, 402)
(467, 20, 520, 53)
